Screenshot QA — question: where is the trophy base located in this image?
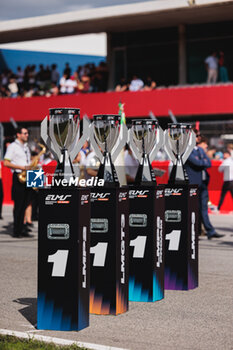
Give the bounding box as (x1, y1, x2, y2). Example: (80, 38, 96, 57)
(128, 185, 165, 302)
(90, 187, 129, 315)
(164, 184, 199, 291)
(37, 188, 90, 331)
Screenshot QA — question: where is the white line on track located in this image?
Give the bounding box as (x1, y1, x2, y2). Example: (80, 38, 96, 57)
(0, 329, 129, 350)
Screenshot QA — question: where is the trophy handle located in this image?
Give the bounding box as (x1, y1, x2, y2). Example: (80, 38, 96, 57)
(111, 123, 128, 163)
(69, 116, 90, 162)
(89, 122, 104, 163)
(149, 126, 165, 163)
(164, 129, 176, 163)
(41, 116, 61, 160)
(129, 127, 142, 162)
(182, 130, 196, 164)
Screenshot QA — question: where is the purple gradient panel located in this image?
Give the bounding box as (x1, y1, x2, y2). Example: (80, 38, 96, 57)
(164, 267, 187, 290)
(188, 263, 198, 289)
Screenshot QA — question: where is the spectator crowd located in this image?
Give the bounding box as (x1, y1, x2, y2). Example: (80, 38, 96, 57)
(0, 49, 231, 99)
(0, 61, 108, 98)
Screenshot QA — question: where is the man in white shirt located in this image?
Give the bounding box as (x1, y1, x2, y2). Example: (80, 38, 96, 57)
(217, 150, 233, 210)
(205, 51, 218, 84)
(129, 75, 144, 91)
(124, 146, 139, 184)
(4, 127, 32, 238)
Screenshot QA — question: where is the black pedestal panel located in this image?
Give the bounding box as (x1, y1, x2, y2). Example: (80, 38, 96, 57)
(90, 188, 129, 315)
(164, 185, 198, 290)
(38, 188, 90, 330)
(128, 186, 165, 302)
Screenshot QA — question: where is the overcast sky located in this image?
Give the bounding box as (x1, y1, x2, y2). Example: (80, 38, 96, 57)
(0, 0, 151, 21)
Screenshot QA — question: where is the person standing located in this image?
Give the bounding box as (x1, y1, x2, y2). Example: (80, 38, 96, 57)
(217, 150, 233, 210)
(4, 127, 32, 238)
(124, 145, 139, 184)
(205, 51, 218, 84)
(51, 64, 60, 85)
(129, 75, 144, 91)
(0, 162, 3, 219)
(218, 51, 229, 83)
(185, 134, 224, 239)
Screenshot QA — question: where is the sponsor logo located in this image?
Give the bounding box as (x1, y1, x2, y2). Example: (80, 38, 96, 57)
(45, 194, 72, 205)
(165, 188, 183, 196)
(129, 190, 149, 198)
(156, 189, 163, 199)
(190, 188, 197, 197)
(156, 216, 163, 267)
(82, 226, 87, 288)
(26, 169, 44, 188)
(119, 192, 127, 201)
(91, 192, 111, 201)
(81, 194, 89, 204)
(191, 212, 195, 260)
(121, 214, 125, 284)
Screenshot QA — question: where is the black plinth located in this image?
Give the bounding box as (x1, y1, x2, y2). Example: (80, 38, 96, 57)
(38, 188, 90, 330)
(164, 184, 199, 290)
(128, 185, 165, 302)
(90, 187, 129, 315)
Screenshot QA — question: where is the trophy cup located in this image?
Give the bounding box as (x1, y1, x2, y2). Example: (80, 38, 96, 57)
(129, 119, 164, 185)
(164, 123, 196, 184)
(89, 114, 128, 186)
(128, 119, 165, 303)
(41, 108, 89, 182)
(38, 107, 90, 331)
(89, 114, 129, 315)
(163, 123, 198, 291)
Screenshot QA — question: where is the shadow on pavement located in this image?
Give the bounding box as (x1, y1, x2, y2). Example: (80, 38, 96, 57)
(0, 223, 13, 236)
(13, 298, 37, 327)
(214, 227, 233, 233)
(218, 241, 233, 247)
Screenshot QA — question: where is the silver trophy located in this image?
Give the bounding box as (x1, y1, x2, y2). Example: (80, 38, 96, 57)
(164, 123, 196, 184)
(129, 119, 164, 185)
(41, 108, 89, 182)
(89, 114, 128, 186)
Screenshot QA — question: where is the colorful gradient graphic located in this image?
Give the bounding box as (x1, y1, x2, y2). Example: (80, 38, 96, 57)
(90, 285, 128, 315)
(164, 267, 186, 290)
(37, 292, 87, 330)
(188, 263, 198, 289)
(116, 283, 128, 314)
(90, 289, 111, 315)
(165, 266, 198, 290)
(129, 273, 163, 302)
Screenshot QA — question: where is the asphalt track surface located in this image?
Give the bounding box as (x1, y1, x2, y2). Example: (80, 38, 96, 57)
(0, 205, 232, 350)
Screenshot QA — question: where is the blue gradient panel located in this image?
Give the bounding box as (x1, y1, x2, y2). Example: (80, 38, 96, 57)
(152, 272, 163, 301)
(37, 293, 74, 330)
(78, 297, 89, 330)
(129, 275, 163, 302)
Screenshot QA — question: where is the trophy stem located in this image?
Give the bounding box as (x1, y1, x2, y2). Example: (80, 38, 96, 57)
(169, 154, 189, 184)
(53, 148, 75, 186)
(97, 152, 119, 187)
(134, 153, 157, 186)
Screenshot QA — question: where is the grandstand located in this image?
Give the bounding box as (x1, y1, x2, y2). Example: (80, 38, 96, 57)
(1, 0, 233, 134)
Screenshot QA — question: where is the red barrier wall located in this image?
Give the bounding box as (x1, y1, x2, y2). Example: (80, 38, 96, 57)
(2, 160, 232, 213)
(1, 84, 233, 122)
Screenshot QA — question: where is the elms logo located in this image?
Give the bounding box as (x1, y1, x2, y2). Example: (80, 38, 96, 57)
(26, 169, 44, 188)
